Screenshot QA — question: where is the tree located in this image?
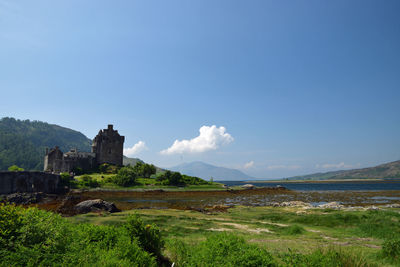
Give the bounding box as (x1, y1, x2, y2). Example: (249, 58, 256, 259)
(169, 172, 183, 186)
(132, 162, 156, 178)
(142, 164, 156, 178)
(133, 162, 144, 176)
(113, 166, 137, 187)
(156, 170, 172, 182)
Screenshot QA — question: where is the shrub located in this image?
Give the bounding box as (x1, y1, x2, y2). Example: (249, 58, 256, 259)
(113, 167, 137, 187)
(382, 238, 400, 260)
(99, 163, 119, 174)
(181, 174, 210, 185)
(171, 233, 276, 266)
(60, 172, 71, 187)
(133, 162, 156, 178)
(0, 203, 24, 249)
(0, 204, 157, 266)
(156, 170, 171, 182)
(79, 175, 100, 188)
(169, 172, 183, 186)
(281, 248, 371, 267)
(124, 214, 164, 256)
(157, 170, 185, 186)
(8, 165, 24, 171)
(284, 224, 305, 235)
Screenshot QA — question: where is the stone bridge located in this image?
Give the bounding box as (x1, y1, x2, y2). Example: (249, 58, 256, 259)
(0, 171, 61, 195)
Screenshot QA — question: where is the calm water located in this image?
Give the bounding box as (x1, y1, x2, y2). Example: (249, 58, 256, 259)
(219, 180, 400, 191)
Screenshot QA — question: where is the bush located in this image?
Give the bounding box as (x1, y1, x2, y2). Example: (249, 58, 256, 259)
(133, 162, 156, 178)
(60, 172, 71, 187)
(0, 204, 157, 266)
(382, 238, 400, 261)
(99, 163, 119, 174)
(0, 203, 24, 249)
(281, 248, 371, 267)
(170, 233, 276, 266)
(181, 174, 210, 185)
(113, 167, 137, 187)
(157, 170, 185, 186)
(79, 175, 100, 188)
(124, 214, 164, 256)
(8, 165, 24, 171)
(284, 224, 305, 235)
(169, 172, 183, 186)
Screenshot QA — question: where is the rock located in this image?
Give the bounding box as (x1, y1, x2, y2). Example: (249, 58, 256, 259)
(74, 199, 120, 214)
(271, 202, 280, 207)
(318, 202, 343, 210)
(280, 201, 312, 207)
(4, 192, 44, 205)
(384, 203, 400, 208)
(366, 206, 380, 211)
(242, 184, 255, 189)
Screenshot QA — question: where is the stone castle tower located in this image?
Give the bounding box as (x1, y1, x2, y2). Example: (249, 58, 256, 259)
(44, 124, 124, 173)
(92, 124, 124, 166)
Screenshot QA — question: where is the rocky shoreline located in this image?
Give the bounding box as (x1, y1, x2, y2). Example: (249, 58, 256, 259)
(2, 188, 400, 215)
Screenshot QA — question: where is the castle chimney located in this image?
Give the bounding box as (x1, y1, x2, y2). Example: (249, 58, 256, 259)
(108, 124, 113, 130)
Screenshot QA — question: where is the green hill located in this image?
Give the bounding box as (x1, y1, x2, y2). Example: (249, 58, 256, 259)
(0, 117, 91, 170)
(287, 160, 400, 180)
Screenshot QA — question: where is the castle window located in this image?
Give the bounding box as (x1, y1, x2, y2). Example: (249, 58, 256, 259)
(108, 149, 112, 154)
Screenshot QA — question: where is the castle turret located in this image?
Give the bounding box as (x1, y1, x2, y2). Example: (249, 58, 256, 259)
(92, 124, 124, 166)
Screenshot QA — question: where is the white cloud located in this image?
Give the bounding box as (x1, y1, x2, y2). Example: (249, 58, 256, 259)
(266, 165, 301, 170)
(160, 125, 234, 155)
(244, 161, 255, 169)
(315, 162, 359, 169)
(123, 141, 147, 156)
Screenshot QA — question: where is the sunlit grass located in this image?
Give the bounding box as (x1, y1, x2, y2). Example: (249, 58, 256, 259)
(67, 205, 400, 266)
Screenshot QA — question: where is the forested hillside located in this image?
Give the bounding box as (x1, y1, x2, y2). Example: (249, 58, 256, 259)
(0, 117, 91, 170)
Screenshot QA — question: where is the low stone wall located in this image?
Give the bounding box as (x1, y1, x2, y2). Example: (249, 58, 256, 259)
(0, 171, 61, 195)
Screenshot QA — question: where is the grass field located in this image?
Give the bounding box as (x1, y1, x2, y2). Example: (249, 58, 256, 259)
(73, 173, 225, 191)
(68, 206, 400, 266)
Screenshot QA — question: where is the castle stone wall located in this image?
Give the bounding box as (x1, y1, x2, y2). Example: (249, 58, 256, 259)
(92, 125, 124, 166)
(0, 171, 61, 195)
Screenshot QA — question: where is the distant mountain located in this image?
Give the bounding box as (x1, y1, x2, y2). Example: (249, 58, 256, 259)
(287, 160, 400, 180)
(170, 161, 254, 181)
(123, 156, 144, 167)
(0, 117, 91, 170)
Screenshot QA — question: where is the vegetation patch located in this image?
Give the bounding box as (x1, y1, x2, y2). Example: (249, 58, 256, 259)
(0, 203, 160, 266)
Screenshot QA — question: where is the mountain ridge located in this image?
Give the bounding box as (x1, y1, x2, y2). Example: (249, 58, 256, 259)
(286, 160, 400, 180)
(170, 161, 254, 181)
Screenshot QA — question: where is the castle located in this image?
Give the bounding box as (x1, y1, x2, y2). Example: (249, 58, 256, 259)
(44, 125, 124, 173)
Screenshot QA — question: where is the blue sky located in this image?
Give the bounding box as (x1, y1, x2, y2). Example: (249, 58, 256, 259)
(1, 0, 399, 178)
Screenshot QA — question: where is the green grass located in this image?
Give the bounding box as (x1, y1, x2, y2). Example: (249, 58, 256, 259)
(4, 203, 400, 266)
(68, 206, 400, 266)
(73, 173, 225, 191)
